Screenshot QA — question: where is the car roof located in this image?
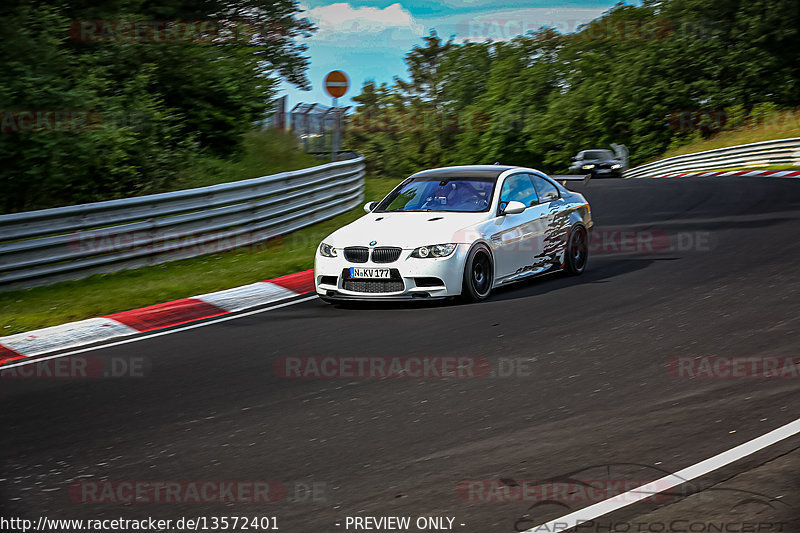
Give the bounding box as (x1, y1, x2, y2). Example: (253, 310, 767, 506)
(409, 165, 520, 180)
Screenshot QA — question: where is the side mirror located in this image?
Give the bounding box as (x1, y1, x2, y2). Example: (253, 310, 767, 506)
(501, 200, 527, 215)
(363, 201, 378, 213)
(572, 156, 579, 161)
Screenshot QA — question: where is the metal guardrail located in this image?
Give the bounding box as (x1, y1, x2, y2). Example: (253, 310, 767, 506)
(624, 137, 800, 179)
(0, 156, 366, 291)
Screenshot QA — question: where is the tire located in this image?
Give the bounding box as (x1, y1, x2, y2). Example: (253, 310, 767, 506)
(564, 226, 588, 276)
(461, 244, 494, 302)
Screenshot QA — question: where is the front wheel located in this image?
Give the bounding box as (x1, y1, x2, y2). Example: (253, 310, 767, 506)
(461, 245, 494, 302)
(564, 226, 588, 276)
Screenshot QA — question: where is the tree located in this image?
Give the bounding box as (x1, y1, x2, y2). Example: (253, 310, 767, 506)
(0, 0, 315, 211)
(345, 0, 800, 174)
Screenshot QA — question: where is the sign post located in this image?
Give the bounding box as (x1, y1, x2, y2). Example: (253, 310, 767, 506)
(323, 70, 349, 162)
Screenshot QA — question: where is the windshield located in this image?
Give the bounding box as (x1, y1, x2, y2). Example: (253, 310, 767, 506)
(375, 176, 496, 213)
(584, 150, 615, 160)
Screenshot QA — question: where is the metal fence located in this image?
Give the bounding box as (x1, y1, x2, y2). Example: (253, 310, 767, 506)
(0, 156, 365, 292)
(260, 95, 287, 130)
(624, 137, 800, 179)
(290, 102, 349, 156)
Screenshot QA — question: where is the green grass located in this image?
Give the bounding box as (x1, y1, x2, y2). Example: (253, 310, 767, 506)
(175, 129, 323, 190)
(0, 178, 400, 336)
(656, 109, 800, 161)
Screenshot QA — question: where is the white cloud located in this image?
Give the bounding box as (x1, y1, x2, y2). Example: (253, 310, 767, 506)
(302, 2, 425, 45)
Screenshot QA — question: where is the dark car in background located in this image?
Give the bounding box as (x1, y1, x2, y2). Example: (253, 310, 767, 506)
(569, 149, 624, 178)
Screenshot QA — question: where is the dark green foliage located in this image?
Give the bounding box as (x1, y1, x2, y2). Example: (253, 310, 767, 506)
(0, 0, 313, 212)
(345, 0, 800, 177)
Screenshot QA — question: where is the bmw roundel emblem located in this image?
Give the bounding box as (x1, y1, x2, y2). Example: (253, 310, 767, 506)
(369, 240, 377, 246)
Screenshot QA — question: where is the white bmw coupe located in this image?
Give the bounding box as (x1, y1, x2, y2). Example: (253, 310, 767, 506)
(315, 165, 593, 302)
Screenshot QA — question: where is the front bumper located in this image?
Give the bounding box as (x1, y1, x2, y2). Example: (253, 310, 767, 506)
(314, 245, 468, 300)
(588, 168, 622, 178)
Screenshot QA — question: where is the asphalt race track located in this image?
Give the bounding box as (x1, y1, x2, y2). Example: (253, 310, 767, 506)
(2, 177, 800, 532)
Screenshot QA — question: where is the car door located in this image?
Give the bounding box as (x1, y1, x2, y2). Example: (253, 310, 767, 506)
(489, 173, 549, 280)
(530, 173, 570, 264)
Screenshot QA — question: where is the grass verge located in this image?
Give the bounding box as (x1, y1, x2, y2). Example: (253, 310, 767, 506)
(175, 130, 323, 189)
(0, 178, 400, 336)
(656, 109, 800, 161)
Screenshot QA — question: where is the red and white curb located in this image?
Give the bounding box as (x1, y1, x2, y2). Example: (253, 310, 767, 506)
(0, 269, 315, 364)
(647, 169, 800, 178)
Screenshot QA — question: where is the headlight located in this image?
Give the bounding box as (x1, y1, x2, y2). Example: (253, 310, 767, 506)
(411, 243, 456, 258)
(319, 242, 337, 257)
(581, 164, 595, 170)
(611, 164, 621, 169)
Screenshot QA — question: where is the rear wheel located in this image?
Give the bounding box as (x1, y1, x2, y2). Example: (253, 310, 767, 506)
(461, 245, 494, 302)
(564, 226, 588, 275)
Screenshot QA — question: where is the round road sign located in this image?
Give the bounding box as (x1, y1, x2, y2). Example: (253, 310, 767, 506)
(324, 70, 349, 98)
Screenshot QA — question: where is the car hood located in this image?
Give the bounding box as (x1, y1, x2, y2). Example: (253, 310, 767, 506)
(325, 211, 490, 249)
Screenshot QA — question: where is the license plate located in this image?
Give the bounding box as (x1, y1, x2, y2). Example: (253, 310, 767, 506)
(598, 169, 610, 173)
(349, 267, 390, 279)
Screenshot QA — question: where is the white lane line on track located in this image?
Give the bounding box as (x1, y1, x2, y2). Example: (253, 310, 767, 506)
(523, 417, 800, 533)
(0, 295, 318, 371)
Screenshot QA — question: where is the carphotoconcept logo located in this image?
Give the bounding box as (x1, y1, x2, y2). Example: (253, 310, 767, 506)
(504, 463, 793, 533)
(564, 520, 788, 532)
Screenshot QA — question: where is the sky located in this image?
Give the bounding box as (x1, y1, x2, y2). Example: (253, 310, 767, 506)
(277, 0, 631, 111)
